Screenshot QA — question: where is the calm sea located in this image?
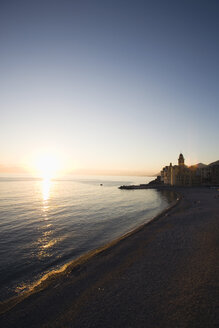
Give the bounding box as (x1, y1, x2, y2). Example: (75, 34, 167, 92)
(0, 175, 176, 302)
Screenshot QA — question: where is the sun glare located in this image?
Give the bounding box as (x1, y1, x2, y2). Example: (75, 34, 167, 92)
(35, 154, 61, 180)
(42, 178, 51, 201)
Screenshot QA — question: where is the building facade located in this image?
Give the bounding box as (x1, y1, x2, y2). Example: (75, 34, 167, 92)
(160, 154, 219, 186)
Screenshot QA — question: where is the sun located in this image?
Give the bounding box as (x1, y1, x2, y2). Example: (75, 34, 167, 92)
(35, 154, 61, 180)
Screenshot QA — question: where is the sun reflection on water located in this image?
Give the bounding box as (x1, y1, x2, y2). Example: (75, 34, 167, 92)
(38, 178, 54, 258)
(42, 178, 51, 201)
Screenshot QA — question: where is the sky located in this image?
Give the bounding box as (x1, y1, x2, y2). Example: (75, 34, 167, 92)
(0, 0, 219, 176)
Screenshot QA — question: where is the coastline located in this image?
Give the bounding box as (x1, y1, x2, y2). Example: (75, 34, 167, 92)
(1, 187, 219, 327)
(0, 188, 179, 314)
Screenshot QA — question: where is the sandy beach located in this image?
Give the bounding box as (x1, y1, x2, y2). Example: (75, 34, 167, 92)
(0, 187, 219, 328)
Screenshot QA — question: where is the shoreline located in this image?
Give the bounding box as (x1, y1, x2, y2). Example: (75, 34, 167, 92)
(0, 188, 180, 315)
(1, 187, 219, 327)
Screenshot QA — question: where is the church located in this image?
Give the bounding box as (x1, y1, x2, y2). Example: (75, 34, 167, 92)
(160, 154, 219, 186)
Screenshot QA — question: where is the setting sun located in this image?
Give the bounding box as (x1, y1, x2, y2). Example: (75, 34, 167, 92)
(34, 154, 61, 180)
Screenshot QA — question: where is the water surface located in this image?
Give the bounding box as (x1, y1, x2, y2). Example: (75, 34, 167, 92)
(0, 175, 176, 302)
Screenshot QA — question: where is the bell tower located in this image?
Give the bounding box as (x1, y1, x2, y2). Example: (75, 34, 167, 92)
(178, 153, 185, 166)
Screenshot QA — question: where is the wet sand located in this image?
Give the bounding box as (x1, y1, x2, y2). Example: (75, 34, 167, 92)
(0, 187, 219, 327)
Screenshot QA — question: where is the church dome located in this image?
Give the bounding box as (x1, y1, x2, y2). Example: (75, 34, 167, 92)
(178, 153, 185, 166)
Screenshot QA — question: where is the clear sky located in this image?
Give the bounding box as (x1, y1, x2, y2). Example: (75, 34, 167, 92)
(1, 0, 219, 176)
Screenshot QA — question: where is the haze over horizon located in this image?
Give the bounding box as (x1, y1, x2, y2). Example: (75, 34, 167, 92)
(1, 0, 219, 177)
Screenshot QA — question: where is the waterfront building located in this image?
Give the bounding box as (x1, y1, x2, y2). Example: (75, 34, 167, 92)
(160, 154, 219, 186)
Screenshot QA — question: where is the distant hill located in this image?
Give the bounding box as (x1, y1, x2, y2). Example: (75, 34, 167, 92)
(189, 163, 207, 169)
(209, 160, 219, 166)
(196, 163, 208, 168)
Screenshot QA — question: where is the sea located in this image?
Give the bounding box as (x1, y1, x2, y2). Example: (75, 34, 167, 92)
(0, 175, 176, 303)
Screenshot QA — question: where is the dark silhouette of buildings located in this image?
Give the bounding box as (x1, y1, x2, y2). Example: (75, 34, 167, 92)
(160, 154, 219, 186)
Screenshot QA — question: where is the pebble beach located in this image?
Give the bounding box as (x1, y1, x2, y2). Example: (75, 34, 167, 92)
(0, 187, 219, 328)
